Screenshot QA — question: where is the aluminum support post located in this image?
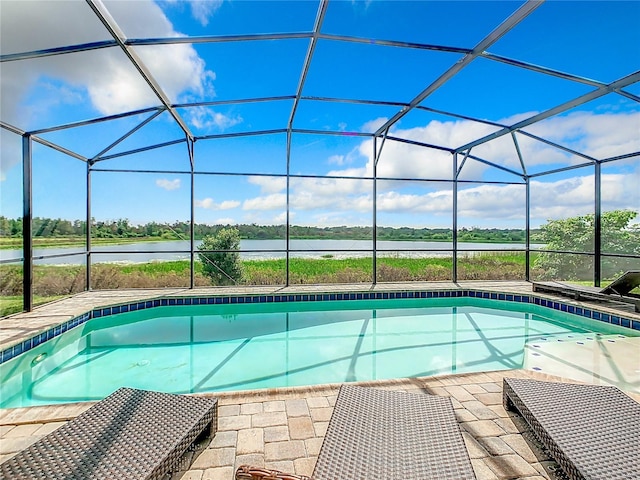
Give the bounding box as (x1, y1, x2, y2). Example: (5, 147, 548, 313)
(86, 162, 92, 290)
(525, 178, 531, 281)
(189, 138, 196, 289)
(453, 153, 458, 283)
(22, 135, 33, 311)
(594, 162, 602, 287)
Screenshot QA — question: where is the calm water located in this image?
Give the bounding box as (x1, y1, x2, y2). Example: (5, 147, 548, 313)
(0, 297, 630, 408)
(1, 239, 540, 265)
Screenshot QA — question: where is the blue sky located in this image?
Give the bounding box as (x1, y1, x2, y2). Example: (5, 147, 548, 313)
(1, 0, 639, 230)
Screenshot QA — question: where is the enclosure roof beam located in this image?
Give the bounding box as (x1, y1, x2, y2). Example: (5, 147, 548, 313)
(2, 121, 87, 162)
(28, 107, 163, 136)
(0, 31, 466, 64)
(300, 96, 407, 107)
(481, 52, 606, 88)
(414, 105, 509, 129)
(374, 128, 390, 167)
(317, 33, 471, 54)
(511, 132, 527, 177)
(94, 138, 186, 163)
(615, 88, 640, 103)
(31, 136, 88, 163)
(197, 129, 288, 142)
(385, 135, 454, 153)
(0, 121, 25, 136)
(287, 0, 328, 132)
(0, 40, 117, 63)
(129, 32, 312, 46)
(174, 96, 297, 109)
(466, 154, 526, 179)
(374, 0, 543, 137)
(293, 128, 371, 138)
(516, 130, 598, 163)
(454, 146, 525, 178)
(92, 109, 165, 162)
(91, 168, 191, 175)
(455, 70, 640, 153)
(456, 149, 472, 179)
(128, 32, 471, 54)
(294, 96, 512, 129)
(600, 151, 640, 165)
(528, 160, 605, 178)
(85, 0, 194, 141)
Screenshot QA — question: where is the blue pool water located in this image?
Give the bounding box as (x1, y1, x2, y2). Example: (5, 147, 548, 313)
(1, 297, 636, 408)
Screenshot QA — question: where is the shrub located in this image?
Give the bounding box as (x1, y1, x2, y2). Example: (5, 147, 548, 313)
(534, 210, 640, 281)
(197, 227, 244, 285)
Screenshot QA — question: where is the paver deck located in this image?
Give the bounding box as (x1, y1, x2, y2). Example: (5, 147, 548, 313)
(5, 370, 639, 480)
(2, 282, 640, 479)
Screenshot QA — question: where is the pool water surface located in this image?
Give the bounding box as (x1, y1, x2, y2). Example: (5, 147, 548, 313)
(1, 297, 636, 408)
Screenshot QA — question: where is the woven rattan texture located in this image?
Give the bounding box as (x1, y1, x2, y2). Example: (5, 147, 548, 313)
(312, 385, 476, 480)
(503, 378, 640, 480)
(0, 388, 218, 480)
(235, 465, 313, 480)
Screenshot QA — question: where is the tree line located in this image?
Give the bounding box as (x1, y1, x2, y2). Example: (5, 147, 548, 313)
(0, 216, 536, 243)
(197, 210, 640, 285)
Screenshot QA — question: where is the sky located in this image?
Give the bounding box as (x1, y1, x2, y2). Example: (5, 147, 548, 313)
(1, 0, 639, 230)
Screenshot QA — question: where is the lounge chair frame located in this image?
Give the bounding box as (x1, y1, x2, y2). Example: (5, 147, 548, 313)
(1, 388, 218, 480)
(503, 377, 640, 480)
(532, 270, 640, 312)
(237, 384, 476, 480)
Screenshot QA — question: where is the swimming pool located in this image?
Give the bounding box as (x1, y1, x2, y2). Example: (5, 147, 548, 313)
(2, 294, 637, 408)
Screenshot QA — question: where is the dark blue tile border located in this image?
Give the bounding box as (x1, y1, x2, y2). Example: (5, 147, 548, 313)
(2, 289, 638, 365)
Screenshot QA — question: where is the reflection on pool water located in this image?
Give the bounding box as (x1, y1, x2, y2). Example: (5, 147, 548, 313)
(1, 297, 636, 408)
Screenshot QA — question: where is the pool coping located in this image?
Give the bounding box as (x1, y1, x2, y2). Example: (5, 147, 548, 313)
(2, 281, 639, 365)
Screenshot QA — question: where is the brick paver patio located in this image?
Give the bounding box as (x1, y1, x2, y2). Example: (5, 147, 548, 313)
(2, 282, 639, 479)
(7, 369, 639, 479)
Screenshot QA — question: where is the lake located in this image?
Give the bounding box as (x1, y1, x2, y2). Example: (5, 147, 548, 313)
(1, 239, 540, 265)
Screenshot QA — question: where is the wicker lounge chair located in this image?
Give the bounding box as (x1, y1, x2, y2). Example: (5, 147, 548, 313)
(236, 384, 476, 480)
(503, 377, 640, 480)
(0, 387, 218, 480)
(532, 270, 640, 312)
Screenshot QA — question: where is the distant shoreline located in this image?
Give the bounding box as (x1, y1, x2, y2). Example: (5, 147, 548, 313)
(0, 235, 533, 251)
(0, 238, 545, 266)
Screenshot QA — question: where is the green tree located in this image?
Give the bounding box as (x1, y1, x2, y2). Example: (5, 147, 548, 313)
(197, 227, 244, 285)
(534, 210, 640, 281)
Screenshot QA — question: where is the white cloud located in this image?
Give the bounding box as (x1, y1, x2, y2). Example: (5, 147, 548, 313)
(156, 178, 181, 190)
(188, 107, 243, 132)
(162, 0, 224, 27)
(0, 130, 21, 183)
(361, 117, 389, 133)
(273, 211, 288, 224)
(328, 154, 345, 165)
(241, 210, 288, 225)
(247, 176, 287, 194)
(0, 0, 217, 177)
(530, 171, 640, 223)
(188, 0, 224, 26)
(376, 189, 452, 214)
(523, 110, 640, 160)
(238, 168, 638, 228)
(195, 198, 241, 210)
(457, 184, 526, 220)
(243, 193, 286, 210)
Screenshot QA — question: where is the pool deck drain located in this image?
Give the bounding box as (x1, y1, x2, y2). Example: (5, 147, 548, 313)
(2, 282, 640, 479)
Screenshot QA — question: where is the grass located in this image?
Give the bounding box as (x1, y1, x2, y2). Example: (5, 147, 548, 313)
(0, 295, 65, 317)
(5, 251, 634, 318)
(0, 236, 172, 250)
